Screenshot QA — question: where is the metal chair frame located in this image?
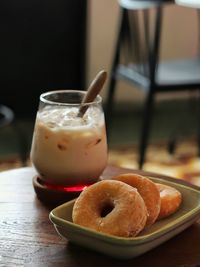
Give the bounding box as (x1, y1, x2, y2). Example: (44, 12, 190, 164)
(106, 1, 200, 169)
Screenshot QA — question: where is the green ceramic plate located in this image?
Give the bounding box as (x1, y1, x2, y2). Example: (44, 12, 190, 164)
(49, 176, 200, 259)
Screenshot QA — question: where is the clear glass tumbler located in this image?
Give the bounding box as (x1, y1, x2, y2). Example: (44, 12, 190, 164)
(30, 90, 108, 192)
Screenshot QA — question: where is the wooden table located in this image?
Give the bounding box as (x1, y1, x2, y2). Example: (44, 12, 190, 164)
(1, 166, 200, 267)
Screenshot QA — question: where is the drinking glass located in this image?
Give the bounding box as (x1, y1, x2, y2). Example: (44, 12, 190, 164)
(30, 90, 108, 192)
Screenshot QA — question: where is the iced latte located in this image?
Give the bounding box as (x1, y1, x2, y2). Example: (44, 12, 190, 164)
(30, 90, 108, 189)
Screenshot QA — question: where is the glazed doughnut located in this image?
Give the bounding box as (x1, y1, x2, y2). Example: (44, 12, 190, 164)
(112, 173, 161, 225)
(72, 180, 148, 237)
(156, 183, 182, 220)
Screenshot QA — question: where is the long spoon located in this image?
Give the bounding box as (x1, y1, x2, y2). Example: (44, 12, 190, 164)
(77, 70, 107, 117)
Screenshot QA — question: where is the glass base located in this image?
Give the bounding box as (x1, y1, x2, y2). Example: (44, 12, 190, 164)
(33, 175, 89, 205)
(38, 177, 92, 193)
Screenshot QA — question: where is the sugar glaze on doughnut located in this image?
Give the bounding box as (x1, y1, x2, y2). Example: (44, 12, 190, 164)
(72, 180, 148, 237)
(112, 173, 161, 225)
(156, 183, 182, 220)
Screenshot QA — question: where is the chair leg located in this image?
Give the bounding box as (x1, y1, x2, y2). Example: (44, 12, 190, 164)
(105, 74, 117, 140)
(198, 137, 200, 157)
(168, 137, 177, 155)
(197, 93, 200, 157)
(138, 7, 162, 169)
(138, 90, 155, 169)
(105, 9, 128, 139)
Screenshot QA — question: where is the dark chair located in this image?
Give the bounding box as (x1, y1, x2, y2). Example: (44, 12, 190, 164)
(0, 105, 14, 127)
(0, 105, 30, 166)
(105, 0, 200, 169)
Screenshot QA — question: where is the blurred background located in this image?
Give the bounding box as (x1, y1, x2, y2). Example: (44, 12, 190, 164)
(88, 1, 198, 101)
(0, 0, 199, 174)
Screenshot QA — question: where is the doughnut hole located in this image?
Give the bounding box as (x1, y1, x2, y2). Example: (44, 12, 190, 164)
(99, 200, 115, 218)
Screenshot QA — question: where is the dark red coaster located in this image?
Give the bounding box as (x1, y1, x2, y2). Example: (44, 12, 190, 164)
(32, 176, 81, 205)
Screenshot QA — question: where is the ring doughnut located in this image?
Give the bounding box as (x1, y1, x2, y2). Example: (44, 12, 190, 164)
(112, 173, 161, 225)
(156, 183, 182, 220)
(72, 180, 148, 237)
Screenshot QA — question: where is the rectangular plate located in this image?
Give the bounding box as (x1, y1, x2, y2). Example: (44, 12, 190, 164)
(49, 176, 200, 259)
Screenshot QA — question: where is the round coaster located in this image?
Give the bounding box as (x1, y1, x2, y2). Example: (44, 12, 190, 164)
(32, 176, 81, 205)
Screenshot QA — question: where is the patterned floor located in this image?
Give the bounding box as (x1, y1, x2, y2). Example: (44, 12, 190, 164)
(0, 155, 24, 171)
(108, 139, 200, 187)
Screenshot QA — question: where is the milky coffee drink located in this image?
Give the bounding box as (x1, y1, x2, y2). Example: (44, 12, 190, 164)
(30, 93, 107, 188)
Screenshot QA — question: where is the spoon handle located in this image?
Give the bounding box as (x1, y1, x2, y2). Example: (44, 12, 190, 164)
(78, 70, 107, 117)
